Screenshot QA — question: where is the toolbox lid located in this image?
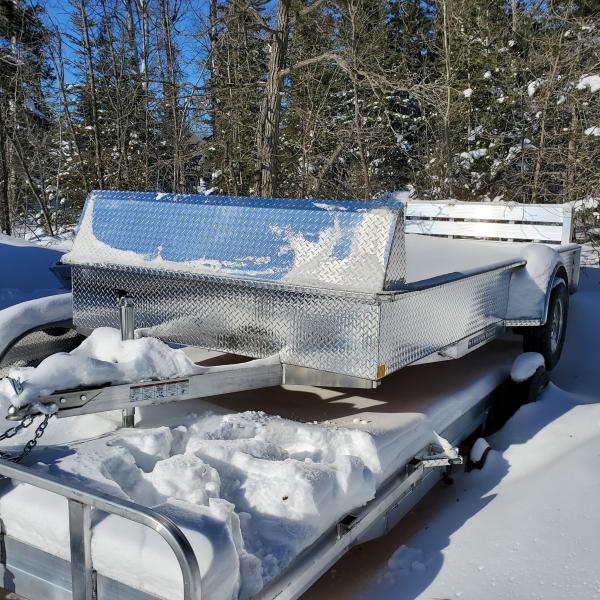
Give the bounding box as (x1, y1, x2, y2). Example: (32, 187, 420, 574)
(65, 191, 406, 292)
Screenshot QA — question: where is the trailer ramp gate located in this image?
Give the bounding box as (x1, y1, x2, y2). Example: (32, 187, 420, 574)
(64, 192, 520, 382)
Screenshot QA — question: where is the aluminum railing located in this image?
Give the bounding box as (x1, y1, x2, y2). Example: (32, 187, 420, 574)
(0, 459, 202, 600)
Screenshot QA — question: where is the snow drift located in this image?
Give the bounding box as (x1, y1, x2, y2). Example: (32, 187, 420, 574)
(0, 327, 208, 408)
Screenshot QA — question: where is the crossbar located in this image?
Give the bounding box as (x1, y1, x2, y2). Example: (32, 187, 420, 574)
(0, 460, 202, 600)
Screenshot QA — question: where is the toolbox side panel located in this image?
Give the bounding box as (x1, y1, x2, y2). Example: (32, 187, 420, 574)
(72, 265, 382, 379)
(378, 267, 512, 375)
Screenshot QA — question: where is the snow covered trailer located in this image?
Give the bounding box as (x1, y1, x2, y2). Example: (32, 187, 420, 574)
(63, 191, 579, 387)
(0, 193, 582, 600)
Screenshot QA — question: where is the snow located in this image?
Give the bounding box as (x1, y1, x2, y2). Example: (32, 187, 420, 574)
(506, 243, 560, 319)
(20, 227, 76, 252)
(0, 293, 72, 360)
(0, 327, 208, 408)
(462, 88, 473, 98)
(510, 351, 544, 382)
(0, 234, 67, 310)
(458, 148, 487, 166)
(0, 219, 591, 599)
(403, 235, 523, 284)
(367, 392, 600, 600)
(0, 404, 387, 598)
(576, 75, 600, 93)
(278, 208, 391, 290)
(584, 126, 600, 136)
(64, 193, 399, 293)
(0, 238, 525, 600)
(527, 79, 543, 97)
(469, 437, 490, 463)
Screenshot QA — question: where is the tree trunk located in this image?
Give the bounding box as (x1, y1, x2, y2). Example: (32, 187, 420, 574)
(78, 0, 105, 189)
(255, 0, 291, 197)
(0, 119, 11, 234)
(441, 0, 452, 198)
(159, 0, 184, 192)
(510, 0, 518, 33)
(349, 1, 371, 198)
(209, 0, 218, 138)
(133, 0, 151, 189)
(9, 135, 54, 235)
(52, 33, 91, 194)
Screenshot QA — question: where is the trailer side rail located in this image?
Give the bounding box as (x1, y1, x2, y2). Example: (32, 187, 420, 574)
(0, 459, 202, 600)
(405, 200, 574, 244)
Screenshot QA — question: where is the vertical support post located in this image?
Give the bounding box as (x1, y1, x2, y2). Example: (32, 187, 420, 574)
(562, 204, 574, 244)
(118, 295, 136, 428)
(68, 499, 95, 600)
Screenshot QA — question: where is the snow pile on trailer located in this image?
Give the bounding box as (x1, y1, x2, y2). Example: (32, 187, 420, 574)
(0, 327, 209, 408)
(0, 407, 388, 599)
(506, 243, 561, 319)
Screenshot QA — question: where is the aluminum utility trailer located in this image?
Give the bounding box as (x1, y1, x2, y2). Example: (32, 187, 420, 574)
(0, 193, 581, 600)
(4, 192, 581, 393)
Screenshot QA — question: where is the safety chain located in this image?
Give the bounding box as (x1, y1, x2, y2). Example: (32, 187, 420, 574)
(0, 414, 53, 464)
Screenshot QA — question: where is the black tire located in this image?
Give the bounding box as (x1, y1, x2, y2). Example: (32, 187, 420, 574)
(522, 278, 569, 370)
(483, 365, 549, 436)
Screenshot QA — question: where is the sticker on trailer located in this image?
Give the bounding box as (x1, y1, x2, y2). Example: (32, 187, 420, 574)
(129, 379, 190, 403)
(467, 326, 497, 349)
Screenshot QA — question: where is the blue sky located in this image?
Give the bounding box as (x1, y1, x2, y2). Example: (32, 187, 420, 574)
(42, 0, 210, 84)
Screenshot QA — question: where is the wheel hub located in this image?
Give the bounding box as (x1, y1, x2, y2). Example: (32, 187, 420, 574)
(550, 296, 564, 354)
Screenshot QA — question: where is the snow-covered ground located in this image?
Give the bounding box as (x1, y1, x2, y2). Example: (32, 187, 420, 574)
(304, 266, 600, 600)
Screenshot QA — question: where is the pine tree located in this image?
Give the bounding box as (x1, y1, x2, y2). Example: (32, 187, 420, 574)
(0, 0, 55, 234)
(208, 0, 268, 195)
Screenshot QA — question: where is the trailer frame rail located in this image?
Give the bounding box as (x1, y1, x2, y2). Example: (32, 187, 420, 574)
(0, 459, 202, 600)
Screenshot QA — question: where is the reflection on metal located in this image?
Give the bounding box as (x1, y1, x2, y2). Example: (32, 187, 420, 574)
(65, 193, 579, 383)
(72, 262, 517, 381)
(65, 191, 407, 292)
(0, 459, 202, 600)
(282, 364, 379, 389)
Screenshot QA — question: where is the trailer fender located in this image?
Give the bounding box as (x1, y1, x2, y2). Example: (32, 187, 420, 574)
(506, 244, 561, 323)
(540, 264, 569, 326)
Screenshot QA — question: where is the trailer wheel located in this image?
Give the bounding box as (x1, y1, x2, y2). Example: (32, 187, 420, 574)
(522, 278, 568, 370)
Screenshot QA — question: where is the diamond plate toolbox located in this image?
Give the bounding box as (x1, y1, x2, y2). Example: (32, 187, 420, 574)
(67, 191, 517, 380)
